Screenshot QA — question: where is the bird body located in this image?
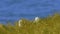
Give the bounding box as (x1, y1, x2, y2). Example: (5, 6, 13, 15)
(18, 20, 22, 27)
(34, 17, 40, 22)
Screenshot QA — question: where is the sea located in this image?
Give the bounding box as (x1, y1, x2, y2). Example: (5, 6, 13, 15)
(0, 0, 60, 24)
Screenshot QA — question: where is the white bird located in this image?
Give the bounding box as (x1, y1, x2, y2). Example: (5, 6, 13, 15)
(18, 20, 22, 27)
(34, 17, 40, 22)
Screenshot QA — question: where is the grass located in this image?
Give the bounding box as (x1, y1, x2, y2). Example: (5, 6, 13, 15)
(0, 13, 60, 34)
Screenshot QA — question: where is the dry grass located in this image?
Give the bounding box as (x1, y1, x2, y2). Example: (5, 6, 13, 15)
(0, 13, 60, 34)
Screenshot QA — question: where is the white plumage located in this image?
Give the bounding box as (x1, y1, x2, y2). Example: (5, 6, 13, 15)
(34, 17, 40, 22)
(18, 20, 22, 27)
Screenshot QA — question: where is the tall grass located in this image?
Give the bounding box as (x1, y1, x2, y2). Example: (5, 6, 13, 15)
(0, 13, 60, 34)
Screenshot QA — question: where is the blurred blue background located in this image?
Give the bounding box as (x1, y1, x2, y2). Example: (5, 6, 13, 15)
(0, 0, 60, 24)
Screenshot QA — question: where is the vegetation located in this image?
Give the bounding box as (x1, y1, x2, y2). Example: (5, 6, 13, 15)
(0, 13, 60, 34)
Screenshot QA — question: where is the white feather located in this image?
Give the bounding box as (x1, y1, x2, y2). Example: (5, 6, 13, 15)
(34, 17, 39, 22)
(18, 20, 22, 27)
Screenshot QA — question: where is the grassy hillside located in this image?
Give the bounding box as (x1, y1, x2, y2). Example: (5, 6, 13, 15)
(0, 13, 60, 34)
